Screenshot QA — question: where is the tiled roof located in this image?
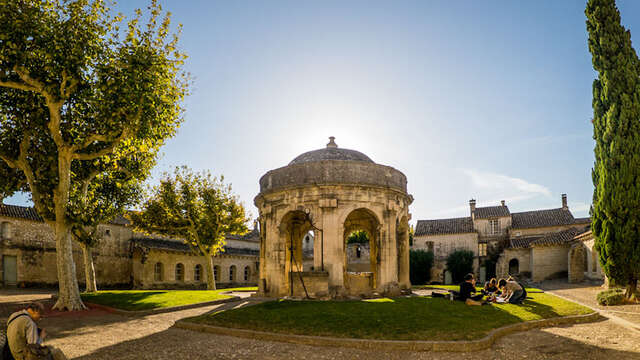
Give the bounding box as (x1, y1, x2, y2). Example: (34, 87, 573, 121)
(574, 230, 593, 241)
(0, 204, 43, 222)
(473, 206, 510, 219)
(574, 217, 591, 225)
(415, 217, 474, 236)
(511, 208, 575, 229)
(530, 228, 581, 247)
(509, 237, 539, 249)
(132, 237, 259, 256)
(0, 203, 132, 226)
(226, 227, 260, 242)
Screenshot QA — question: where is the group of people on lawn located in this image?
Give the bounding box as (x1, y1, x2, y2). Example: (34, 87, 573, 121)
(457, 273, 526, 306)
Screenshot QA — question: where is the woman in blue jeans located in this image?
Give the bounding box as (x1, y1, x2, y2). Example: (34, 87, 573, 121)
(498, 279, 524, 304)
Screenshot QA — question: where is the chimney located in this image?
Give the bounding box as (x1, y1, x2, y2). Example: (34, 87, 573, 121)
(562, 194, 568, 210)
(501, 200, 505, 206)
(469, 199, 476, 217)
(326, 136, 338, 148)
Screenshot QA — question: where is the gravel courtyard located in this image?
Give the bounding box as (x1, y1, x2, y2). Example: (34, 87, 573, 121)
(2, 288, 640, 360)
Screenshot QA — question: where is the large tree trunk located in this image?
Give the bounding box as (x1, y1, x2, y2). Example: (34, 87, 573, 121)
(81, 242, 97, 293)
(52, 154, 85, 311)
(625, 278, 637, 300)
(53, 223, 85, 310)
(205, 253, 217, 290)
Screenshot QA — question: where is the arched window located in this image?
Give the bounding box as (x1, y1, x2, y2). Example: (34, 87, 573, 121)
(194, 264, 202, 282)
(244, 266, 250, 282)
(175, 263, 184, 281)
(1, 222, 11, 239)
(229, 265, 236, 282)
(508, 259, 519, 275)
(214, 265, 220, 281)
(356, 245, 361, 258)
(154, 262, 163, 282)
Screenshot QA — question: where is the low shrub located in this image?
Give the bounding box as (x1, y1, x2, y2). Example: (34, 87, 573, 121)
(409, 249, 434, 285)
(597, 288, 625, 306)
(446, 250, 474, 284)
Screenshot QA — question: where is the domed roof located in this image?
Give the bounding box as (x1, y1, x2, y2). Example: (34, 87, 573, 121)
(289, 137, 374, 165)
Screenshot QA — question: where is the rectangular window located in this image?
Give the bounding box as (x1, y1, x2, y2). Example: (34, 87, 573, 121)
(489, 220, 500, 235)
(478, 243, 487, 257)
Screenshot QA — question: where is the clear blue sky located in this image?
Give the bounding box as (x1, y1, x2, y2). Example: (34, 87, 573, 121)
(8, 0, 640, 222)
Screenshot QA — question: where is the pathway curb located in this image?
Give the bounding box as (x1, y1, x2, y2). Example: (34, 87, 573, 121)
(545, 290, 640, 334)
(173, 311, 600, 352)
(83, 296, 241, 317)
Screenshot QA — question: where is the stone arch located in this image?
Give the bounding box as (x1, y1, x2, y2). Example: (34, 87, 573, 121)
(175, 263, 184, 282)
(229, 265, 237, 282)
(244, 265, 251, 282)
(279, 210, 313, 295)
(154, 262, 164, 282)
(194, 264, 202, 282)
(508, 258, 519, 275)
(343, 208, 381, 292)
(568, 243, 587, 283)
(214, 265, 220, 282)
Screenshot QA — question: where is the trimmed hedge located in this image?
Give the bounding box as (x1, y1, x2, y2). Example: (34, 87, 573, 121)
(597, 289, 625, 306)
(410, 249, 434, 285)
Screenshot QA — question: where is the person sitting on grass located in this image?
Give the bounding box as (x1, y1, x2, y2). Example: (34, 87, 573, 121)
(482, 278, 500, 296)
(497, 278, 525, 304)
(459, 273, 485, 306)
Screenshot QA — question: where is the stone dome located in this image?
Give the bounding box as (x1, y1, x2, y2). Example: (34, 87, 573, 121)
(288, 137, 374, 165)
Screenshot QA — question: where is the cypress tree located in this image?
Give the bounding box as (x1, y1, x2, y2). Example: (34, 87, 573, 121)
(586, 0, 640, 299)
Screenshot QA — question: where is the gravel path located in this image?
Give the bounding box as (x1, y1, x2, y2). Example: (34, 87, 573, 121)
(3, 289, 640, 359)
(540, 279, 640, 331)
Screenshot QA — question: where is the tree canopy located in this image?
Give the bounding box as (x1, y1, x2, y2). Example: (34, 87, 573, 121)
(130, 167, 249, 290)
(586, 0, 640, 299)
(0, 0, 188, 309)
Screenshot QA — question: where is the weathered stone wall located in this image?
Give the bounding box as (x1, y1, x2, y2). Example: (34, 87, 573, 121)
(531, 245, 571, 282)
(291, 271, 329, 297)
(473, 216, 511, 237)
(582, 237, 605, 280)
(496, 248, 531, 280)
(413, 232, 478, 260)
(132, 249, 258, 289)
(568, 243, 586, 283)
(0, 217, 133, 287)
(225, 238, 259, 251)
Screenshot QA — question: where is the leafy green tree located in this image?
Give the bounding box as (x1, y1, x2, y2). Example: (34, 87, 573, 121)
(69, 150, 155, 292)
(347, 230, 369, 244)
(0, 0, 188, 310)
(446, 250, 474, 284)
(409, 249, 433, 285)
(586, 0, 640, 299)
(130, 167, 249, 290)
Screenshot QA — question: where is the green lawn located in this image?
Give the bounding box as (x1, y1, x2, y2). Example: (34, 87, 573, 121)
(188, 293, 591, 341)
(413, 284, 544, 293)
(81, 287, 257, 311)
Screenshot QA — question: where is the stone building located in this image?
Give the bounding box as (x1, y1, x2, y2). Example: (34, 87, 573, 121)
(255, 137, 412, 298)
(0, 203, 259, 289)
(413, 194, 592, 284)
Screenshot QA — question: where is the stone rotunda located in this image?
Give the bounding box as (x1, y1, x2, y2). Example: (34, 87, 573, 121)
(254, 137, 413, 298)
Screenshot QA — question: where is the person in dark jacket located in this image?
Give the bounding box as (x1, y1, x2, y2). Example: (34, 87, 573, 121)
(459, 273, 484, 306)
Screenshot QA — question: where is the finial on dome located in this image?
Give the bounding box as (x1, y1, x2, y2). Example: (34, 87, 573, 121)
(326, 136, 338, 148)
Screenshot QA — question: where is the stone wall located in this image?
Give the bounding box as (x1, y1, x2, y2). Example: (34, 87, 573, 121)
(132, 248, 258, 289)
(0, 217, 133, 287)
(412, 232, 478, 260)
(568, 243, 586, 283)
(496, 248, 531, 280)
(531, 245, 571, 282)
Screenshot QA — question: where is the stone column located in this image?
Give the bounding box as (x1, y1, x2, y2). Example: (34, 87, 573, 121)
(319, 199, 343, 293)
(397, 225, 411, 289)
(379, 210, 399, 293)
